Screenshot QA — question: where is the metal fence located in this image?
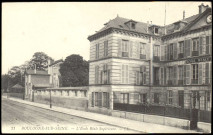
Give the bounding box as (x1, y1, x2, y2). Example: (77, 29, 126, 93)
(113, 90, 211, 123)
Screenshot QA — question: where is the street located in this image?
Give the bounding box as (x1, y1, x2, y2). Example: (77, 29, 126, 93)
(2, 98, 139, 133)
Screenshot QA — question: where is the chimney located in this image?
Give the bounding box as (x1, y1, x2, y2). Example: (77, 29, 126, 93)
(183, 10, 185, 19)
(199, 3, 209, 14)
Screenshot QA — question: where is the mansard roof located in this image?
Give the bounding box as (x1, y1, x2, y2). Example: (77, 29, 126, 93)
(88, 7, 211, 41)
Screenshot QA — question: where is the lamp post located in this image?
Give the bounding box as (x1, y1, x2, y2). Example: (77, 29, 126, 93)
(50, 90, 52, 108)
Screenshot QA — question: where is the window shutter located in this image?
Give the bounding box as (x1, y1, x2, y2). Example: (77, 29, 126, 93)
(161, 46, 165, 61)
(108, 70, 110, 84)
(173, 43, 178, 60)
(129, 41, 133, 58)
(137, 42, 140, 59)
(144, 73, 146, 85)
(188, 39, 191, 57)
(199, 36, 203, 55)
(118, 39, 122, 57)
(161, 68, 164, 85)
(186, 65, 191, 85)
(144, 44, 148, 60)
(183, 65, 186, 85)
(164, 67, 167, 85)
(184, 40, 187, 58)
(100, 70, 103, 84)
(198, 64, 203, 85)
(210, 35, 212, 55)
(165, 45, 167, 60)
(205, 63, 209, 84)
(206, 36, 210, 54)
(173, 66, 177, 85)
(167, 45, 170, 60)
(91, 92, 94, 107)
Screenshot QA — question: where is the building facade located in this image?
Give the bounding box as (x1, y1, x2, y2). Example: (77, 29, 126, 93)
(25, 69, 51, 100)
(87, 4, 212, 115)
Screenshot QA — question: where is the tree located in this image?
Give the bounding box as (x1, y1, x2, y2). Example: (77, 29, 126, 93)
(1, 74, 10, 92)
(8, 66, 25, 88)
(59, 54, 89, 87)
(28, 52, 54, 71)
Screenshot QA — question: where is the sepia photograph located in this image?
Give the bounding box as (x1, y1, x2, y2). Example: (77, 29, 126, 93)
(1, 1, 212, 133)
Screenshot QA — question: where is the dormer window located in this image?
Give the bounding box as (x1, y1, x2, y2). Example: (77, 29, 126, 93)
(154, 27, 159, 34)
(131, 23, 135, 29)
(124, 19, 137, 30)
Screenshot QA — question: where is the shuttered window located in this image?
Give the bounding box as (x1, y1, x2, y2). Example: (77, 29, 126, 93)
(198, 64, 203, 85)
(104, 40, 108, 57)
(139, 93, 147, 103)
(153, 45, 160, 56)
(103, 92, 109, 108)
(184, 39, 191, 57)
(136, 71, 140, 85)
(173, 66, 177, 85)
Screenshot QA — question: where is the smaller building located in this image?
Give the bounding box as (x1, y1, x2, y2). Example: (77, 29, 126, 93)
(48, 59, 63, 88)
(25, 69, 51, 100)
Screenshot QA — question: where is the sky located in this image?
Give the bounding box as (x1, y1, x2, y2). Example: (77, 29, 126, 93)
(2, 2, 211, 74)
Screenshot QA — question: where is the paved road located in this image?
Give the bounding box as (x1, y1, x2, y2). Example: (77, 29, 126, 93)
(2, 98, 139, 133)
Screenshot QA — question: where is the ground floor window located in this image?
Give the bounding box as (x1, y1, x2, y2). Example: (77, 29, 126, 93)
(121, 93, 129, 104)
(139, 93, 147, 104)
(168, 90, 173, 105)
(92, 92, 110, 108)
(154, 93, 159, 104)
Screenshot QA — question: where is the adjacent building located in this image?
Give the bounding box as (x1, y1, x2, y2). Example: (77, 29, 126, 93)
(25, 69, 51, 100)
(47, 59, 63, 88)
(87, 3, 212, 115)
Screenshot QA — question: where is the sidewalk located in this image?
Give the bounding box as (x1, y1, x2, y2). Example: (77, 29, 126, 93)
(3, 96, 200, 133)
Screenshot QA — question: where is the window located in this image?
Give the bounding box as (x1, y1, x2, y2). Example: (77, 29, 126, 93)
(154, 93, 159, 104)
(96, 44, 99, 59)
(121, 93, 129, 104)
(122, 40, 129, 57)
(153, 67, 159, 85)
(104, 40, 108, 57)
(91, 92, 94, 107)
(140, 43, 146, 59)
(103, 64, 110, 84)
(168, 67, 173, 83)
(154, 27, 159, 34)
(192, 38, 199, 51)
(139, 93, 147, 103)
(168, 91, 173, 105)
(131, 23, 135, 29)
(192, 64, 198, 84)
(135, 70, 144, 85)
(178, 66, 184, 80)
(153, 45, 160, 57)
(75, 91, 77, 96)
(84, 91, 87, 97)
(95, 92, 98, 106)
(179, 41, 184, 53)
(169, 44, 173, 60)
(103, 92, 109, 108)
(136, 71, 140, 85)
(95, 66, 99, 84)
(121, 65, 129, 84)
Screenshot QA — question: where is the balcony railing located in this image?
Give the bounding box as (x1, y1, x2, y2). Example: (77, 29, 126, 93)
(191, 79, 198, 84)
(168, 80, 173, 86)
(140, 54, 146, 59)
(153, 56, 160, 62)
(178, 53, 184, 59)
(192, 51, 199, 56)
(178, 80, 184, 86)
(153, 80, 160, 85)
(122, 52, 129, 57)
